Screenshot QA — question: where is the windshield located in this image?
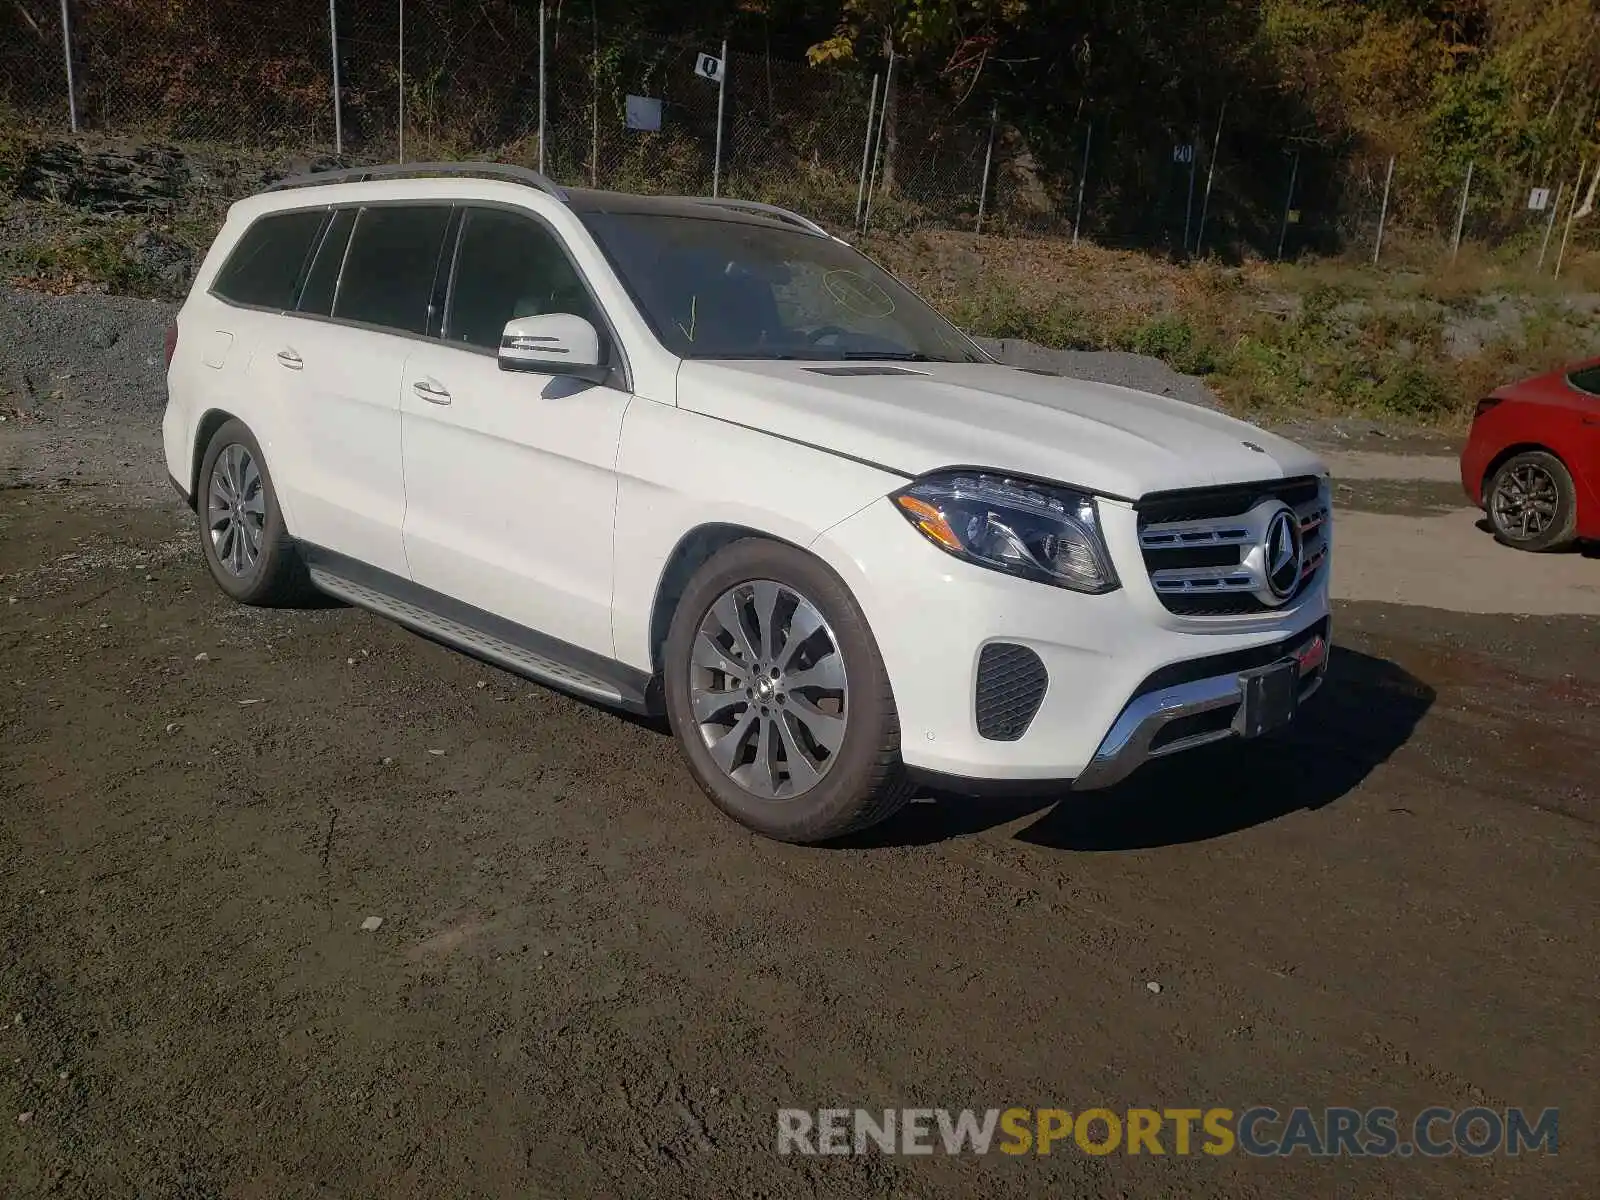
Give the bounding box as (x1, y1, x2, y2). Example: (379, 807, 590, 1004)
(578, 210, 988, 363)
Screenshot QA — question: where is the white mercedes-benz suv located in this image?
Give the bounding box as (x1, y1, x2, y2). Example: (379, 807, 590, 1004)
(162, 162, 1331, 843)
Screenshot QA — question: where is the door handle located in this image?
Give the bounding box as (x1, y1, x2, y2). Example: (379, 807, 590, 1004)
(412, 380, 452, 405)
(275, 349, 303, 370)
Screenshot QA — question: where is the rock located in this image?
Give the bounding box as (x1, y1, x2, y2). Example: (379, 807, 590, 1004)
(16, 1111, 31, 1125)
(427, 748, 445, 756)
(380, 756, 394, 766)
(123, 229, 195, 294)
(164, 722, 180, 734)
(1146, 981, 1163, 994)
(193, 652, 209, 662)
(360, 916, 384, 932)
(16, 141, 191, 214)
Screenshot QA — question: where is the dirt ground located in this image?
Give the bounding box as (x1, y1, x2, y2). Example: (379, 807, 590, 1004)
(2, 458, 1597, 1198)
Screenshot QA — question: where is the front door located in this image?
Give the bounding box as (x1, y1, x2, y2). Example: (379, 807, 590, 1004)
(399, 205, 631, 659)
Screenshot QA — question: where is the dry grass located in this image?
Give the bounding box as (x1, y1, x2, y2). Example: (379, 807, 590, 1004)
(865, 226, 1600, 426)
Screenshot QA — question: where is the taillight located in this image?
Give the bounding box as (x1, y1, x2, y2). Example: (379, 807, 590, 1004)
(1474, 397, 1503, 420)
(164, 323, 179, 368)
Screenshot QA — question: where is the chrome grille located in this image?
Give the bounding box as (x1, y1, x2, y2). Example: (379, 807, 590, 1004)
(1137, 477, 1330, 616)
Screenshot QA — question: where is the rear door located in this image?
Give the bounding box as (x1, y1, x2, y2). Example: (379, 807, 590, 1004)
(399, 204, 631, 659)
(264, 202, 454, 578)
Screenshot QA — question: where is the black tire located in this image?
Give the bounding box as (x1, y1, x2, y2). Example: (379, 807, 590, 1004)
(662, 538, 913, 844)
(1486, 449, 1578, 553)
(195, 419, 312, 605)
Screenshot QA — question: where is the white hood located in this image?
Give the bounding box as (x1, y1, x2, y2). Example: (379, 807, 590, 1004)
(675, 360, 1326, 500)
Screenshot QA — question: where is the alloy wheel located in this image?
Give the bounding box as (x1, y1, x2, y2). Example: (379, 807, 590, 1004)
(207, 443, 266, 576)
(1490, 462, 1560, 540)
(688, 580, 848, 800)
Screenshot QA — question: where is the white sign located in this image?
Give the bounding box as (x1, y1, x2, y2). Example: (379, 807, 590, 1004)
(624, 95, 662, 132)
(1173, 144, 1194, 164)
(1528, 187, 1551, 212)
(694, 53, 725, 83)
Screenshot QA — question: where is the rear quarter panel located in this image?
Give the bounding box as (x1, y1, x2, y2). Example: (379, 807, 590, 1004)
(1465, 383, 1600, 537)
(163, 208, 275, 503)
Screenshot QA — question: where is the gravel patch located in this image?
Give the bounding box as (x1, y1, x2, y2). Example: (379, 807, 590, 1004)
(0, 288, 175, 496)
(0, 287, 175, 417)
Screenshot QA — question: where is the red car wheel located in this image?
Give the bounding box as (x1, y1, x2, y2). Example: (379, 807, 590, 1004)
(1485, 450, 1579, 552)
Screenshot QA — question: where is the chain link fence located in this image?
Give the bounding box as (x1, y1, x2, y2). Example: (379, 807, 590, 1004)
(1, 0, 1593, 270)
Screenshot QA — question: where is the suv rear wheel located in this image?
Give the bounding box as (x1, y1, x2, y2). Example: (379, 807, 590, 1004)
(663, 538, 912, 843)
(1486, 449, 1578, 552)
(196, 419, 311, 604)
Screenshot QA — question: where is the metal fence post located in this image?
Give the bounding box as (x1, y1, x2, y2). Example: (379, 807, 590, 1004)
(711, 37, 728, 197)
(58, 0, 79, 133)
(861, 51, 894, 234)
(854, 73, 879, 230)
(538, 1, 547, 174)
(1555, 161, 1585, 279)
(397, 0, 405, 164)
(1276, 150, 1300, 262)
(328, 0, 343, 156)
(590, 7, 599, 187)
(1536, 179, 1565, 271)
(1450, 160, 1473, 260)
(1071, 120, 1091, 247)
(1196, 100, 1226, 256)
(1182, 128, 1198, 254)
(1373, 154, 1394, 265)
(975, 102, 998, 234)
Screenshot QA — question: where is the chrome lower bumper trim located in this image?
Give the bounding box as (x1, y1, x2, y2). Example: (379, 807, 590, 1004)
(1072, 659, 1326, 792)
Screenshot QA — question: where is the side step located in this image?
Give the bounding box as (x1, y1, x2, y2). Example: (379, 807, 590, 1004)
(306, 561, 651, 712)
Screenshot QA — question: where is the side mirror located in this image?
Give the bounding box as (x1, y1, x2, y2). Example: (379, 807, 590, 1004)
(498, 313, 606, 382)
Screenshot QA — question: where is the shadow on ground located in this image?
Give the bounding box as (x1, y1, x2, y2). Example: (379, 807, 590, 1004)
(851, 646, 1434, 851)
(1473, 516, 1600, 558)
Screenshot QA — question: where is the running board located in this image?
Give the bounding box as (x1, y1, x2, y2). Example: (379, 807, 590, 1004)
(304, 556, 654, 713)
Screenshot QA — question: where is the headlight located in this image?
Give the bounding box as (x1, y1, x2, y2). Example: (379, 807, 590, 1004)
(891, 471, 1120, 594)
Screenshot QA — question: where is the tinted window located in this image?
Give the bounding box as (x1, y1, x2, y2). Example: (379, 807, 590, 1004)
(445, 208, 598, 350)
(297, 207, 355, 317)
(334, 205, 452, 335)
(1569, 366, 1600, 396)
(212, 209, 326, 309)
(579, 210, 983, 362)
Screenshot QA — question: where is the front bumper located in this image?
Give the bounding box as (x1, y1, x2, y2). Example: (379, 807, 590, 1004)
(813, 496, 1333, 787)
(1073, 625, 1328, 789)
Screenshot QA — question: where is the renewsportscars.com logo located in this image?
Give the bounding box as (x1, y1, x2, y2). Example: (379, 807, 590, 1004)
(776, 1106, 1559, 1158)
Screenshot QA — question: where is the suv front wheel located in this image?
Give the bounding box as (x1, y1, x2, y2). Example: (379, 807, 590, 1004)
(663, 539, 913, 843)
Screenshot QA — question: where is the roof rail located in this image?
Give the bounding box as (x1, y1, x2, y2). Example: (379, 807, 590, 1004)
(267, 161, 568, 201)
(683, 198, 831, 238)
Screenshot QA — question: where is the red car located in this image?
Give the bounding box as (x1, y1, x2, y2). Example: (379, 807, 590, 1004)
(1460, 357, 1600, 551)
